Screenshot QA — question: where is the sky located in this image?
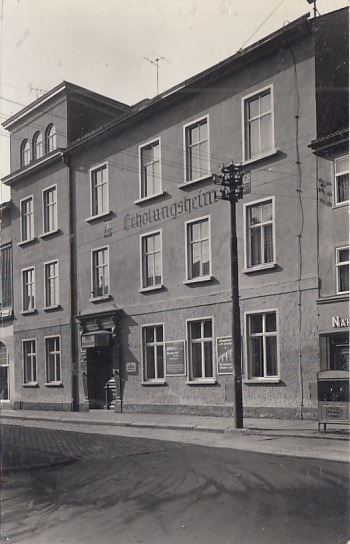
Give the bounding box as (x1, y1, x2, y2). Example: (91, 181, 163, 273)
(1, 0, 349, 202)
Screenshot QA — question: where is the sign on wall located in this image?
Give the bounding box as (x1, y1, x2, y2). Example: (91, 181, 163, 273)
(165, 341, 186, 376)
(81, 332, 111, 349)
(217, 337, 233, 375)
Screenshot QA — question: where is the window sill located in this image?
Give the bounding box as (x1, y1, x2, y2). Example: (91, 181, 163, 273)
(45, 382, 63, 387)
(39, 229, 60, 239)
(317, 293, 349, 304)
(241, 148, 279, 167)
(139, 284, 164, 293)
(21, 309, 37, 315)
(85, 211, 112, 223)
(186, 379, 216, 385)
(183, 275, 213, 285)
(134, 191, 165, 205)
(89, 294, 111, 303)
(0, 307, 13, 319)
(243, 378, 280, 384)
(17, 238, 36, 247)
(43, 305, 61, 312)
(332, 201, 349, 209)
(22, 382, 39, 388)
(179, 173, 213, 189)
(141, 380, 167, 386)
(243, 263, 276, 274)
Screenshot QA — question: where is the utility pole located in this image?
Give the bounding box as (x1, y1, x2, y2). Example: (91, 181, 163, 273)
(215, 162, 244, 429)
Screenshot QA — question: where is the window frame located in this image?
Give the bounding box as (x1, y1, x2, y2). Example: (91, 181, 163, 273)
(20, 139, 31, 168)
(244, 308, 280, 383)
(334, 155, 349, 206)
(185, 215, 212, 283)
(88, 162, 110, 220)
(42, 184, 58, 235)
(90, 245, 110, 300)
(32, 131, 43, 161)
(44, 259, 59, 309)
(183, 115, 211, 185)
(335, 246, 349, 294)
(0, 341, 10, 400)
(45, 335, 62, 385)
(19, 195, 35, 244)
(141, 323, 166, 384)
(22, 338, 37, 385)
(0, 244, 13, 311)
(186, 316, 215, 383)
(139, 229, 163, 292)
(241, 84, 275, 163)
(21, 266, 36, 313)
(138, 138, 163, 202)
(45, 124, 57, 153)
(243, 196, 276, 272)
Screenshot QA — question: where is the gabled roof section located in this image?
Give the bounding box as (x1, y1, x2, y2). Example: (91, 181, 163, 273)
(2, 81, 131, 131)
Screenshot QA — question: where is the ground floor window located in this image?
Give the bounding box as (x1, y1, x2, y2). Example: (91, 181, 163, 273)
(329, 333, 349, 371)
(188, 318, 213, 380)
(46, 336, 61, 383)
(142, 324, 164, 381)
(246, 310, 278, 380)
(23, 339, 37, 384)
(0, 342, 9, 400)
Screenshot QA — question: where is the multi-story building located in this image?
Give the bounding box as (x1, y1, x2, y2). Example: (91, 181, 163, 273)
(2, 8, 348, 418)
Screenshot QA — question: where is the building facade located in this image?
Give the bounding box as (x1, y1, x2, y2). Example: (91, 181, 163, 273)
(2, 8, 348, 418)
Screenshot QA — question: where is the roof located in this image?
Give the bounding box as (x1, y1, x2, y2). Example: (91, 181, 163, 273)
(309, 128, 349, 154)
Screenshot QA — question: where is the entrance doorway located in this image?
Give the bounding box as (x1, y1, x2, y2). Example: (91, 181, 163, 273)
(87, 346, 113, 408)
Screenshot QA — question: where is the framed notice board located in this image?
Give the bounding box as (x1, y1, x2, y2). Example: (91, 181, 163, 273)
(216, 336, 233, 375)
(165, 341, 186, 376)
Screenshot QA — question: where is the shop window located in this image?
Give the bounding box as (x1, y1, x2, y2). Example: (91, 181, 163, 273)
(91, 246, 109, 298)
(188, 318, 214, 381)
(186, 217, 211, 281)
(336, 247, 349, 294)
(142, 324, 164, 381)
(334, 156, 349, 205)
(243, 86, 274, 161)
(20, 196, 34, 242)
(42, 185, 57, 234)
(90, 163, 109, 218)
(45, 336, 61, 383)
(140, 140, 161, 199)
(140, 231, 162, 289)
(330, 333, 349, 371)
(244, 197, 275, 270)
(246, 310, 279, 380)
(23, 339, 37, 384)
(184, 116, 210, 182)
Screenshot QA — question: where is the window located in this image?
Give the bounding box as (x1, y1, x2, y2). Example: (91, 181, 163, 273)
(45, 336, 61, 383)
(23, 339, 37, 384)
(184, 117, 210, 182)
(22, 267, 35, 312)
(186, 217, 211, 280)
(245, 198, 274, 269)
(32, 132, 43, 160)
(91, 247, 109, 298)
(0, 342, 9, 400)
(20, 196, 34, 242)
(140, 140, 161, 198)
(20, 140, 31, 167)
(141, 231, 162, 289)
(334, 156, 349, 205)
(188, 318, 214, 381)
(42, 185, 57, 233)
(90, 164, 109, 217)
(142, 324, 164, 381)
(336, 247, 349, 294)
(0, 245, 13, 310)
(44, 260, 59, 307)
(246, 311, 278, 380)
(45, 124, 56, 153)
(243, 87, 273, 161)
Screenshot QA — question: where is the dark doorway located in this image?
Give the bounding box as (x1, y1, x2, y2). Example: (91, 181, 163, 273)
(87, 346, 113, 408)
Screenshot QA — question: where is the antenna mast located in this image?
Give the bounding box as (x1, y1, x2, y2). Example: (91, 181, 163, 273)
(144, 54, 170, 95)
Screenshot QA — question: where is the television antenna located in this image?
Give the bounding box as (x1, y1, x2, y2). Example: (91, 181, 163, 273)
(144, 53, 171, 95)
(29, 84, 48, 98)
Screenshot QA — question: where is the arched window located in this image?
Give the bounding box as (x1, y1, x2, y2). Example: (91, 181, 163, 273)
(21, 140, 31, 167)
(45, 124, 57, 153)
(32, 131, 43, 160)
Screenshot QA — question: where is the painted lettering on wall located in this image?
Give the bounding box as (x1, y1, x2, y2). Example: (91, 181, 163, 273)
(124, 189, 218, 230)
(332, 316, 350, 328)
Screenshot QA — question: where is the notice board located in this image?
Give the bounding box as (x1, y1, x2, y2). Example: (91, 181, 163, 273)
(165, 341, 186, 376)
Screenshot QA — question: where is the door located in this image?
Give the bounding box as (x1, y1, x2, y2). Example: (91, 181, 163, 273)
(87, 346, 113, 408)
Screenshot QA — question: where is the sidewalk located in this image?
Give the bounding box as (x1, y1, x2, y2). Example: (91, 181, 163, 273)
(1, 408, 349, 441)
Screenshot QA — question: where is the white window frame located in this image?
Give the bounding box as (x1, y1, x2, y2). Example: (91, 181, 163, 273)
(186, 316, 215, 383)
(139, 229, 163, 292)
(183, 115, 210, 184)
(334, 155, 349, 206)
(141, 323, 165, 383)
(42, 184, 58, 235)
(44, 259, 59, 308)
(22, 338, 37, 385)
(45, 335, 61, 384)
(0, 341, 10, 401)
(336, 246, 349, 294)
(185, 215, 212, 283)
(241, 84, 275, 163)
(243, 196, 276, 271)
(91, 245, 110, 300)
(244, 308, 280, 383)
(19, 195, 34, 244)
(32, 131, 43, 161)
(45, 124, 57, 153)
(21, 140, 31, 167)
(21, 267, 36, 313)
(138, 138, 163, 201)
(88, 162, 110, 220)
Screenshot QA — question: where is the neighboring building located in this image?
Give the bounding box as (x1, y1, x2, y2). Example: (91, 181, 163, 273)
(0, 200, 14, 406)
(2, 8, 348, 418)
